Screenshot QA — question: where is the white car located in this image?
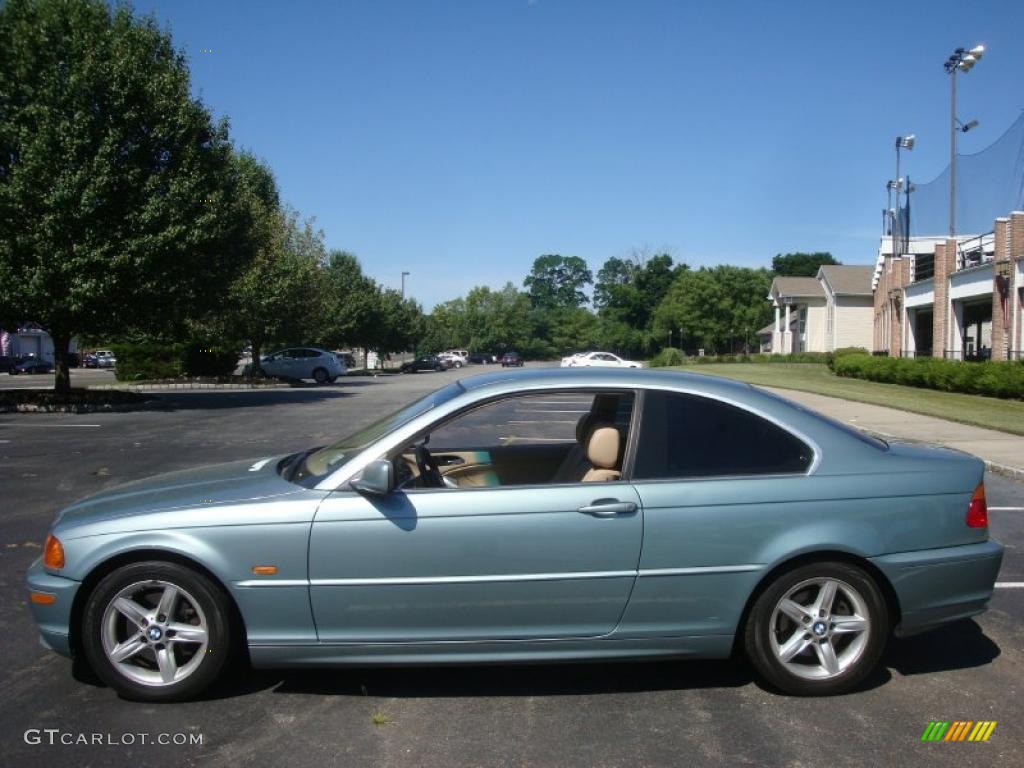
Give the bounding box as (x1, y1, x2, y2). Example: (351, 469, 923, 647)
(438, 351, 466, 368)
(260, 347, 345, 384)
(560, 351, 642, 369)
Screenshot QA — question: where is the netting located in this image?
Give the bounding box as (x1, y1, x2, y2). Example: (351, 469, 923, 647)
(905, 111, 1024, 237)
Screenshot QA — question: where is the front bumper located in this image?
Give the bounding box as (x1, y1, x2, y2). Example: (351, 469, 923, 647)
(870, 539, 1004, 637)
(25, 556, 81, 657)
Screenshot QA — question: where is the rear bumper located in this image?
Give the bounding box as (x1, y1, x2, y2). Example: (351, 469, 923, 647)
(870, 540, 1003, 638)
(25, 557, 80, 658)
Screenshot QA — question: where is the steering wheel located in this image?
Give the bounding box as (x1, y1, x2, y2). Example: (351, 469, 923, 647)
(414, 441, 444, 488)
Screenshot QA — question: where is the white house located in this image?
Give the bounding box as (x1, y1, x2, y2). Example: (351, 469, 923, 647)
(766, 265, 874, 353)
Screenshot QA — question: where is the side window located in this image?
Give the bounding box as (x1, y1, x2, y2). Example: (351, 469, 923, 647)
(633, 391, 812, 479)
(392, 391, 635, 489)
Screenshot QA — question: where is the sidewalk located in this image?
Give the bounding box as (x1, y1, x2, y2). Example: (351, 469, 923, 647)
(765, 387, 1024, 481)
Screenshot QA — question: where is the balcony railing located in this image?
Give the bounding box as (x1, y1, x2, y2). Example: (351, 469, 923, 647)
(901, 350, 932, 358)
(944, 349, 963, 361)
(956, 232, 995, 271)
(1009, 350, 1024, 361)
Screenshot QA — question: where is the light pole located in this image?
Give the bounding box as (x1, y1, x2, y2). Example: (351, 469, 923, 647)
(891, 135, 914, 260)
(944, 45, 984, 237)
(400, 270, 410, 298)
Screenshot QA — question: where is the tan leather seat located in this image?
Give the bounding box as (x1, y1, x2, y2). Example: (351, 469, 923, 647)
(550, 412, 597, 484)
(582, 424, 621, 482)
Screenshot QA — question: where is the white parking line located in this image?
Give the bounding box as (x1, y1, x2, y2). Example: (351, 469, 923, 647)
(508, 420, 576, 425)
(12, 423, 101, 427)
(995, 582, 1024, 588)
(517, 410, 590, 414)
(989, 507, 1024, 511)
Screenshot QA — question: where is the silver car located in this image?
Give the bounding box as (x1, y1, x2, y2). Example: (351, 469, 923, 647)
(260, 347, 345, 384)
(26, 368, 1002, 702)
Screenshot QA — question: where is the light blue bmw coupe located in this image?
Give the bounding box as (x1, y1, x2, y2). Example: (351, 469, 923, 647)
(26, 368, 1003, 701)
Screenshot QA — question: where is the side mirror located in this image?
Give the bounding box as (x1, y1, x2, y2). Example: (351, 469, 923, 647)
(351, 459, 394, 496)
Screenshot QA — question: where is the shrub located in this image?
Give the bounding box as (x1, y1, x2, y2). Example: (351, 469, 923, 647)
(827, 347, 870, 371)
(686, 351, 831, 365)
(109, 343, 184, 381)
(833, 355, 1024, 400)
(649, 347, 685, 367)
(182, 341, 241, 378)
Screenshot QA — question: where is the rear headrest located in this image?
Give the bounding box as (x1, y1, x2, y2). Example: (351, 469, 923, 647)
(586, 425, 620, 469)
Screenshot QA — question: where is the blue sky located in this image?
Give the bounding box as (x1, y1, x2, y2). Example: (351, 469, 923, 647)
(134, 0, 1024, 309)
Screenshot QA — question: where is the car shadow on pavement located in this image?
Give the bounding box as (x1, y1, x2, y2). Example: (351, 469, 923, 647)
(203, 658, 755, 701)
(882, 618, 1000, 676)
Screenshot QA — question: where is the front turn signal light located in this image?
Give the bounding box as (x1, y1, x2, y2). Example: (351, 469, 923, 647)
(43, 534, 65, 569)
(966, 484, 988, 529)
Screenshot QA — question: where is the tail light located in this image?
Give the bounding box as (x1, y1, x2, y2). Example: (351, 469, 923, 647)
(43, 534, 65, 569)
(966, 483, 988, 528)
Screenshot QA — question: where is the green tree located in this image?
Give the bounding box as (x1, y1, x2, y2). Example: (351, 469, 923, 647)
(371, 289, 424, 361)
(771, 252, 840, 277)
(593, 252, 687, 356)
(0, 0, 248, 393)
(653, 266, 772, 354)
(422, 298, 466, 354)
(228, 207, 327, 373)
(462, 283, 533, 352)
(422, 282, 533, 355)
(319, 250, 382, 354)
(523, 255, 592, 310)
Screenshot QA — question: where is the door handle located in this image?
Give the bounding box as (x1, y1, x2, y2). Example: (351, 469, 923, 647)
(578, 500, 637, 517)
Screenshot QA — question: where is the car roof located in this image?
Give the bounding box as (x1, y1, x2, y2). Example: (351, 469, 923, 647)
(457, 366, 752, 396)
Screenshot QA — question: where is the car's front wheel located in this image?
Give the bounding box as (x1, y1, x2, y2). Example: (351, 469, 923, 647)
(312, 367, 329, 385)
(744, 561, 887, 696)
(81, 561, 233, 702)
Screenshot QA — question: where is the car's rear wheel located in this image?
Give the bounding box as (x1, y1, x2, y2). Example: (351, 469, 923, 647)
(744, 561, 887, 696)
(81, 561, 232, 702)
(312, 367, 329, 385)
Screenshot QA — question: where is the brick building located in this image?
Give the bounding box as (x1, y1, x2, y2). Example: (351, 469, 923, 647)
(872, 210, 1024, 360)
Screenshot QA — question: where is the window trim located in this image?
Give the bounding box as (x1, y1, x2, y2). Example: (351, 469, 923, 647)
(315, 382, 820, 492)
(629, 388, 819, 483)
(385, 386, 643, 493)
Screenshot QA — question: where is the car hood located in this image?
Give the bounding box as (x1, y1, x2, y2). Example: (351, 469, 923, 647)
(53, 455, 304, 531)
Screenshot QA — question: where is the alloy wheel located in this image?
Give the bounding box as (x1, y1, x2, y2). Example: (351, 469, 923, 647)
(768, 577, 870, 680)
(100, 580, 209, 687)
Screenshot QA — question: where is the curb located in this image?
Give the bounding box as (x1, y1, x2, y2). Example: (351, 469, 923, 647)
(985, 460, 1024, 483)
(90, 382, 292, 391)
(0, 400, 168, 414)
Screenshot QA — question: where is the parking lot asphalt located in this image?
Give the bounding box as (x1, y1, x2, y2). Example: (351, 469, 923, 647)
(1, 364, 1022, 767)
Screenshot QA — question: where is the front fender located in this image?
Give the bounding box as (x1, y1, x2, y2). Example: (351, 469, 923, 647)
(59, 523, 317, 646)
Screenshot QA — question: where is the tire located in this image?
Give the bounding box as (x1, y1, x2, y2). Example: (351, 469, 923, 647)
(328, 376, 338, 384)
(744, 561, 888, 696)
(81, 561, 233, 702)
(312, 367, 329, 385)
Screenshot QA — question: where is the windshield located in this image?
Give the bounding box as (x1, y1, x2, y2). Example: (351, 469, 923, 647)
(289, 381, 466, 486)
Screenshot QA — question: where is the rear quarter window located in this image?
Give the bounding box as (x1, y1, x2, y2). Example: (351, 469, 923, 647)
(633, 391, 813, 479)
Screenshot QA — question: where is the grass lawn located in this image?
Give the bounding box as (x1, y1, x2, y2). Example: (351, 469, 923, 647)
(671, 363, 1024, 436)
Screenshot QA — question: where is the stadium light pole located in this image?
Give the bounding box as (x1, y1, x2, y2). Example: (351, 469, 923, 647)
(892, 135, 914, 260)
(944, 44, 984, 237)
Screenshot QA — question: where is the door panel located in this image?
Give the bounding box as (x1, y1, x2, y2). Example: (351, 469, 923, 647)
(309, 484, 642, 642)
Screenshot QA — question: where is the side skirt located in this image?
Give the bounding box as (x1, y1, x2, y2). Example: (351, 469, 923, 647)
(249, 634, 734, 668)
